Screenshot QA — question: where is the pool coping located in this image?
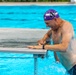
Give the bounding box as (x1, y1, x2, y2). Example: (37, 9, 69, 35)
(0, 47, 47, 54)
(0, 2, 76, 6)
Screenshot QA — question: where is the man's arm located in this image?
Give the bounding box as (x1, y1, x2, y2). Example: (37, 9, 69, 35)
(41, 29, 52, 41)
(38, 29, 52, 45)
(31, 30, 73, 51)
(44, 23, 73, 51)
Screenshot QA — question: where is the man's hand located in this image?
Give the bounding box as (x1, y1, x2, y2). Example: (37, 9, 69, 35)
(37, 39, 46, 45)
(27, 45, 42, 49)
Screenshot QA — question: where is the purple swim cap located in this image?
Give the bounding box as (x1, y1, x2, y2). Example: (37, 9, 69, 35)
(44, 9, 59, 21)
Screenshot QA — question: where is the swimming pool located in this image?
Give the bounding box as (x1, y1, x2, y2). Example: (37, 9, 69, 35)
(0, 5, 76, 75)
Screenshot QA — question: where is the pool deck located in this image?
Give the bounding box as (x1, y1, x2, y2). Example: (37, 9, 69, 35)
(0, 2, 76, 6)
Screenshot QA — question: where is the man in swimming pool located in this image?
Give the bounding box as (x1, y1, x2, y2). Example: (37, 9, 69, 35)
(28, 9, 76, 75)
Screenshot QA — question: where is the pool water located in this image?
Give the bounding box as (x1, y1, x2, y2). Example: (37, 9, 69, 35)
(0, 5, 76, 30)
(0, 5, 76, 75)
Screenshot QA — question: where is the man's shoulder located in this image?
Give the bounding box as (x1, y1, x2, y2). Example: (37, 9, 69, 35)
(63, 20, 73, 31)
(63, 20, 72, 25)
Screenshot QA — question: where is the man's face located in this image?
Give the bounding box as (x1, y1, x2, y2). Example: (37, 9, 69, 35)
(45, 19, 59, 31)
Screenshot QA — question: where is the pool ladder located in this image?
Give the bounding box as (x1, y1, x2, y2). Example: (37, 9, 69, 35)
(33, 51, 49, 75)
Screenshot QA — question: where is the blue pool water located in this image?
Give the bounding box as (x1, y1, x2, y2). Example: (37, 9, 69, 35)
(0, 5, 76, 75)
(0, 5, 76, 30)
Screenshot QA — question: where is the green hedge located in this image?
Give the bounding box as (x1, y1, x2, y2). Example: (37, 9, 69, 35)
(38, 0, 70, 2)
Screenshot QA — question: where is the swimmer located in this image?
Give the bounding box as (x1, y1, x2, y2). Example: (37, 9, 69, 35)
(28, 9, 76, 75)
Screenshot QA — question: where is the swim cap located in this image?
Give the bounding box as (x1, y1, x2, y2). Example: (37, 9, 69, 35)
(44, 9, 59, 21)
